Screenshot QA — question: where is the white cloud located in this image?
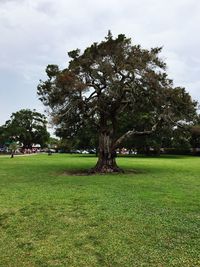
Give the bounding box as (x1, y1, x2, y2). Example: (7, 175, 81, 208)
(0, 0, 200, 125)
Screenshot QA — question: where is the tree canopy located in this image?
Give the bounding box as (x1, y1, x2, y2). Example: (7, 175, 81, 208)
(38, 32, 197, 172)
(3, 109, 49, 149)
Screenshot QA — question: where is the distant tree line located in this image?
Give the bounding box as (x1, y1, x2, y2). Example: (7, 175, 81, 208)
(55, 119, 200, 156)
(1, 109, 200, 157)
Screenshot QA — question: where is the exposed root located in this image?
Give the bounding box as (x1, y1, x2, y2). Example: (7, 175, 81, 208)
(88, 165, 124, 174)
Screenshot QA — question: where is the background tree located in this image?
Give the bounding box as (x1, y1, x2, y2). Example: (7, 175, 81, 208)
(9, 141, 19, 158)
(0, 125, 7, 145)
(4, 109, 50, 149)
(48, 137, 59, 150)
(131, 125, 192, 155)
(38, 32, 197, 173)
(190, 125, 200, 155)
(56, 121, 98, 152)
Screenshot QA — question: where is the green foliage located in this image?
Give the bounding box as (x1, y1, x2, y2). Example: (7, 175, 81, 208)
(190, 125, 200, 154)
(8, 141, 19, 158)
(0, 154, 199, 266)
(0, 125, 7, 145)
(8, 142, 18, 151)
(56, 123, 98, 151)
(3, 109, 50, 149)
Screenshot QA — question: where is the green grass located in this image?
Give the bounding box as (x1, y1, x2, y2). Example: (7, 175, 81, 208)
(0, 154, 199, 267)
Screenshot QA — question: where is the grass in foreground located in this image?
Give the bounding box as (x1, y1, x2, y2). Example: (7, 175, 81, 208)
(0, 154, 199, 267)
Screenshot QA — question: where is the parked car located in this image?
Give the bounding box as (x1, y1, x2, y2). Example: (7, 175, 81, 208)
(81, 150, 89, 154)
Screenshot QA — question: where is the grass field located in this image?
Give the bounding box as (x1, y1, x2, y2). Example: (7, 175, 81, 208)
(0, 154, 199, 267)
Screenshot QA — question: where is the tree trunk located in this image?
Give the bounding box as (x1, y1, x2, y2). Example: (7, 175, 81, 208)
(10, 150, 15, 158)
(192, 147, 197, 155)
(155, 146, 161, 156)
(90, 132, 123, 173)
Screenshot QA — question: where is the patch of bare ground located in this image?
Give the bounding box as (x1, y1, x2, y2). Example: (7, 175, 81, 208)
(61, 169, 143, 176)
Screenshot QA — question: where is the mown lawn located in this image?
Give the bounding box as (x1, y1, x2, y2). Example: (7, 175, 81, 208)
(0, 154, 199, 267)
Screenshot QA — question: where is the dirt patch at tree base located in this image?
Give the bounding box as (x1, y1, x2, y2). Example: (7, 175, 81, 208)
(61, 169, 143, 176)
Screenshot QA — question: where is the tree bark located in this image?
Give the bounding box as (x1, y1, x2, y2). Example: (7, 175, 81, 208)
(90, 116, 164, 173)
(91, 131, 123, 173)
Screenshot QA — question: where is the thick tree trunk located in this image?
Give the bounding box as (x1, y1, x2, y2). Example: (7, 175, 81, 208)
(90, 132, 123, 173)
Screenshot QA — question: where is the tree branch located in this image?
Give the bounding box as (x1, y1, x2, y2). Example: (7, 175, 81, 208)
(114, 117, 163, 148)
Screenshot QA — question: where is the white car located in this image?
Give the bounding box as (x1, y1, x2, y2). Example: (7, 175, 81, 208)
(81, 150, 89, 154)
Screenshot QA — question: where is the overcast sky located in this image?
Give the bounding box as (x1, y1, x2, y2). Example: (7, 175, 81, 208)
(1, 0, 200, 129)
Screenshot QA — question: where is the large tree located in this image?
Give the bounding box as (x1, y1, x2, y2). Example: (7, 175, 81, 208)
(4, 109, 49, 149)
(38, 33, 197, 172)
